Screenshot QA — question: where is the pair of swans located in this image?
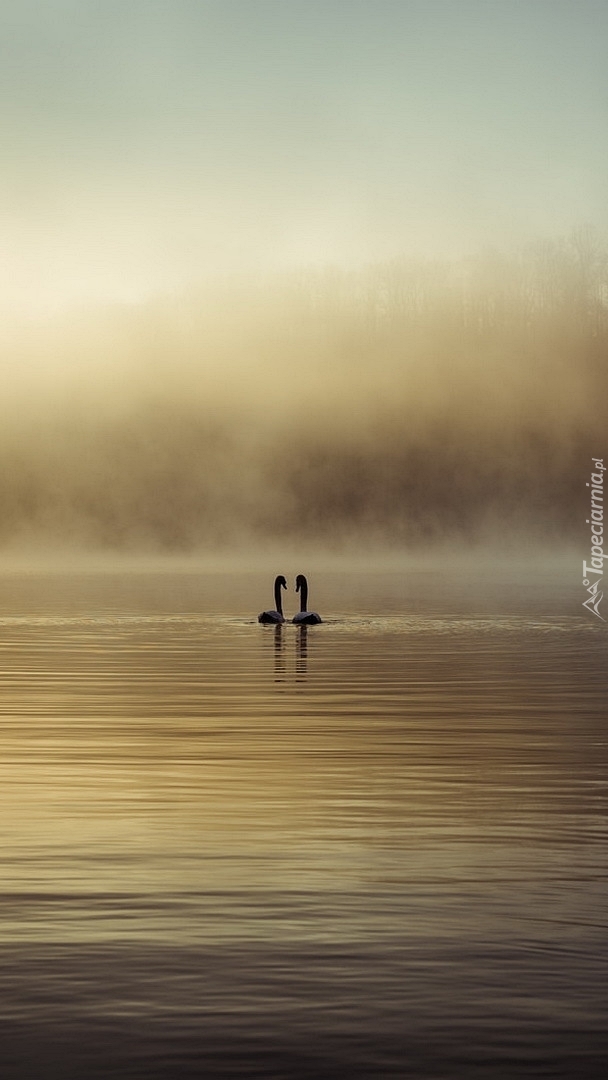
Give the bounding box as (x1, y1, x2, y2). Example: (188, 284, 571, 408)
(258, 575, 322, 625)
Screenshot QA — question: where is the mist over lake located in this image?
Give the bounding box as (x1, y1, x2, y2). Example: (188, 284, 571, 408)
(2, 234, 606, 555)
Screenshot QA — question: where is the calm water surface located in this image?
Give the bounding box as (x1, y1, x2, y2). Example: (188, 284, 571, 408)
(0, 567, 606, 1078)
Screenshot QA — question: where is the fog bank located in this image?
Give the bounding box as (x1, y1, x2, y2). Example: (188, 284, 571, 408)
(1, 232, 605, 555)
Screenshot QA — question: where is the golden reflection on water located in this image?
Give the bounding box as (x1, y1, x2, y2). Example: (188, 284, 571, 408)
(0, 570, 606, 1076)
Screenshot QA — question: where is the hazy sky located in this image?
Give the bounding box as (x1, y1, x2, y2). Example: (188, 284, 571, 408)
(1, 0, 607, 312)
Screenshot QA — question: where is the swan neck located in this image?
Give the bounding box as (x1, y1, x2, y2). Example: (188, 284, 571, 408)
(274, 579, 284, 616)
(299, 578, 308, 612)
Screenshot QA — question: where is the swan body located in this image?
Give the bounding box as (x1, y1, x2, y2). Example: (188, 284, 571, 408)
(258, 575, 287, 623)
(292, 574, 322, 624)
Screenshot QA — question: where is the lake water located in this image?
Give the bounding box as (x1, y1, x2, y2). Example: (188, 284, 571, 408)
(0, 564, 606, 1079)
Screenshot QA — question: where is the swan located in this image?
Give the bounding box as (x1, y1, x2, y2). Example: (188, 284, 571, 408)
(292, 574, 322, 624)
(258, 575, 287, 623)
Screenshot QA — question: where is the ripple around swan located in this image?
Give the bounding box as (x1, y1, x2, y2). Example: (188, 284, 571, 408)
(0, 610, 601, 637)
(254, 613, 598, 635)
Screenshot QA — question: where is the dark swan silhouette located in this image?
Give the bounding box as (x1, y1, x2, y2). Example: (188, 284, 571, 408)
(258, 575, 287, 623)
(292, 574, 322, 624)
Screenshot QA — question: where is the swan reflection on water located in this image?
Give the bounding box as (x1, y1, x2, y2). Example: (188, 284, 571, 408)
(270, 624, 308, 682)
(295, 624, 308, 681)
(273, 622, 285, 682)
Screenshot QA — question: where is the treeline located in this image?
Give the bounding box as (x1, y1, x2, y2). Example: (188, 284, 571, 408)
(275, 226, 608, 365)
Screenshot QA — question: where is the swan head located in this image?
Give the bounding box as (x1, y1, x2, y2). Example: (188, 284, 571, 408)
(275, 575, 287, 591)
(295, 574, 307, 593)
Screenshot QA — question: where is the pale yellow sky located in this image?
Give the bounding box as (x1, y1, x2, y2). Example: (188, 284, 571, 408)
(1, 0, 607, 314)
